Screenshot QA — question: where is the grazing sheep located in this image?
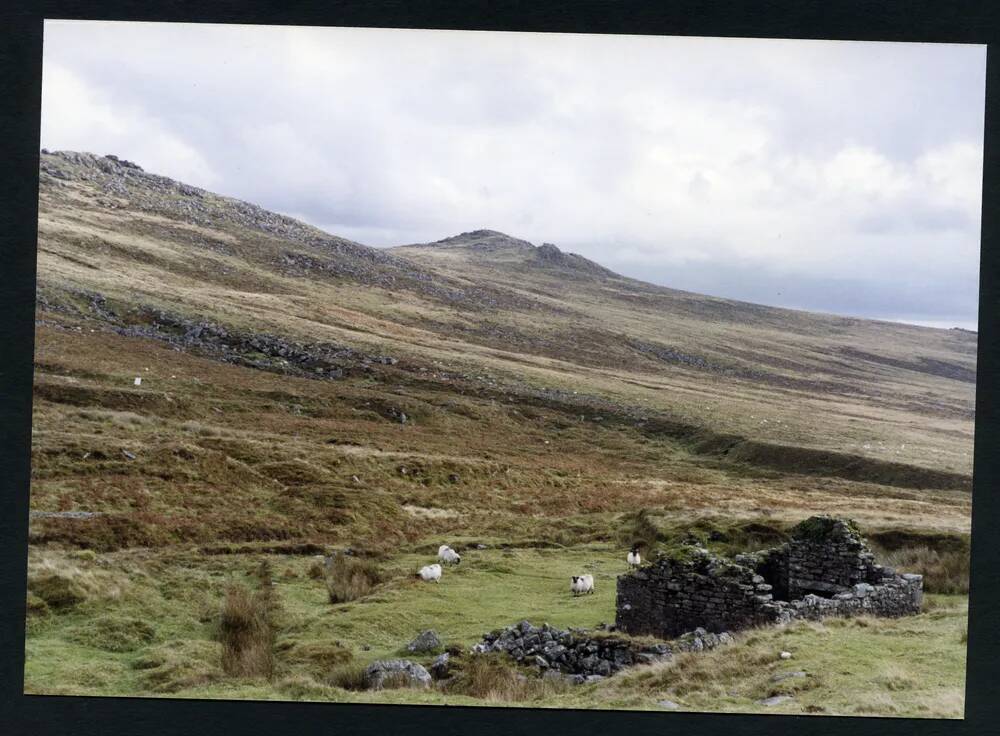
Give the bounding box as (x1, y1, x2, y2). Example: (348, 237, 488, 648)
(438, 545, 461, 565)
(570, 574, 595, 596)
(419, 563, 442, 582)
(627, 546, 642, 567)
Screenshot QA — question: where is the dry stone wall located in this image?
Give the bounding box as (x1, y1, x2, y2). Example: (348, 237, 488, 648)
(616, 547, 784, 638)
(783, 517, 882, 598)
(616, 516, 922, 638)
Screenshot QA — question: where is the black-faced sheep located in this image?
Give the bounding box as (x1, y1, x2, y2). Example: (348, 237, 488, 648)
(570, 574, 594, 596)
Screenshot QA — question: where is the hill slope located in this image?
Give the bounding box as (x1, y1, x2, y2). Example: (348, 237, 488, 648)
(25, 151, 973, 716)
(34, 150, 976, 485)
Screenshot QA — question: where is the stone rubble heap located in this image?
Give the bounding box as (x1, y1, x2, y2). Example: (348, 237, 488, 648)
(473, 620, 733, 683)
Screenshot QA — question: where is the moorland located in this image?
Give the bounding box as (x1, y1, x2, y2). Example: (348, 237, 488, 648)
(24, 150, 975, 717)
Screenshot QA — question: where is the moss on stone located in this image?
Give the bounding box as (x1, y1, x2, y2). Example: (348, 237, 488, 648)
(656, 543, 707, 565)
(791, 516, 861, 542)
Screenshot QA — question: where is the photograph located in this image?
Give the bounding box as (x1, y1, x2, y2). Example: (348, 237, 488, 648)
(24, 20, 983, 719)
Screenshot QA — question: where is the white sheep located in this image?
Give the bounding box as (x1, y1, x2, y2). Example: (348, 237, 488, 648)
(627, 546, 642, 567)
(419, 563, 442, 582)
(570, 574, 594, 596)
(438, 545, 461, 565)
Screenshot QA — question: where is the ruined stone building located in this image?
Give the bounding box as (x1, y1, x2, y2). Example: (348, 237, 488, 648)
(615, 516, 923, 638)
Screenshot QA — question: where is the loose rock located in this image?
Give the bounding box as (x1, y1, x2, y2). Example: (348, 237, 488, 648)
(364, 659, 432, 690)
(406, 629, 442, 653)
(429, 652, 451, 679)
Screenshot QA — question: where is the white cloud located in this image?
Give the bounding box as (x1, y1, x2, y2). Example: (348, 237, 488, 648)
(41, 62, 220, 189)
(39, 22, 985, 324)
(916, 141, 985, 218)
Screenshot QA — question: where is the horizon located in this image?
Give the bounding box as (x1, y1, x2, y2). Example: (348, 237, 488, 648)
(39, 22, 986, 332)
(37, 147, 980, 332)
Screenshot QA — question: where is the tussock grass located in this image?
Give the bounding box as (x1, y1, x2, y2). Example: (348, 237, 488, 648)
(281, 640, 353, 678)
(27, 555, 126, 609)
(620, 636, 782, 700)
(219, 563, 279, 679)
(325, 555, 384, 604)
(26, 591, 50, 617)
(879, 546, 969, 595)
(873, 662, 921, 692)
(277, 673, 339, 700)
(29, 571, 87, 610)
(445, 654, 568, 702)
(133, 639, 223, 693)
(326, 662, 370, 691)
(220, 585, 275, 677)
(306, 558, 326, 579)
(66, 614, 156, 652)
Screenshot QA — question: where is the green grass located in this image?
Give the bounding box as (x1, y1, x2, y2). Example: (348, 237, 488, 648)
(23, 545, 618, 697)
(570, 595, 968, 717)
(280, 545, 621, 661)
(23, 545, 967, 717)
(23, 153, 975, 717)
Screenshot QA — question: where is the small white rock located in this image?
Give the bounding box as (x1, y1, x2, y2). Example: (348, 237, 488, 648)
(779, 651, 792, 660)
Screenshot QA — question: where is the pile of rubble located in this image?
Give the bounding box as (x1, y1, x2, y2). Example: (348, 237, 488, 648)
(472, 620, 732, 683)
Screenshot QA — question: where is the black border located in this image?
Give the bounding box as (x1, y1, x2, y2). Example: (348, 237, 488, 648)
(2, 2, 998, 735)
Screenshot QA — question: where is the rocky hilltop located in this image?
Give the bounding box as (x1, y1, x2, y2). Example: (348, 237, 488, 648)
(34, 150, 977, 481)
(401, 229, 616, 279)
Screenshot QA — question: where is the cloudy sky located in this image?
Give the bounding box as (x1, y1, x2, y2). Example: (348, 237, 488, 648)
(40, 21, 986, 329)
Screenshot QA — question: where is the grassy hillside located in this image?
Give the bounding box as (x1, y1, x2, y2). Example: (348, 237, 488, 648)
(26, 150, 974, 716)
(394, 230, 976, 476)
(25, 544, 967, 718)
